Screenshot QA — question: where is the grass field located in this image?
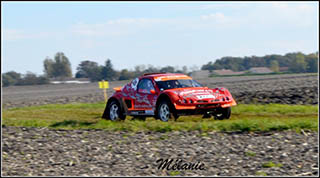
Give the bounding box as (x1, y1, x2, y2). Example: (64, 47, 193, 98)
(2, 103, 318, 132)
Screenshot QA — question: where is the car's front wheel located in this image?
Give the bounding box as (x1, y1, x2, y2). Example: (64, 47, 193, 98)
(106, 101, 126, 121)
(214, 107, 231, 120)
(157, 101, 171, 122)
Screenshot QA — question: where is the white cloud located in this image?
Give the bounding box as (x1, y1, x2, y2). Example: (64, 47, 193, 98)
(199, 3, 250, 10)
(271, 2, 316, 12)
(71, 17, 177, 37)
(71, 13, 240, 38)
(197, 2, 318, 28)
(6, 3, 317, 41)
(106, 18, 170, 25)
(71, 22, 135, 37)
(2, 29, 27, 40)
(271, 3, 316, 17)
(2, 29, 50, 41)
(201, 12, 227, 23)
(247, 3, 318, 28)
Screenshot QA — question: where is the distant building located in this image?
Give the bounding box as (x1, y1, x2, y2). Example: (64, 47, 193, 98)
(212, 69, 245, 75)
(248, 67, 273, 74)
(190, 70, 210, 79)
(50, 77, 90, 84)
(279, 67, 289, 72)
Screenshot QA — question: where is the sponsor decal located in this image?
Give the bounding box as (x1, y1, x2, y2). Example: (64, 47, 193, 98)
(131, 78, 139, 90)
(179, 90, 206, 95)
(196, 95, 215, 99)
(135, 105, 151, 108)
(145, 110, 154, 114)
(154, 75, 192, 81)
(136, 95, 151, 105)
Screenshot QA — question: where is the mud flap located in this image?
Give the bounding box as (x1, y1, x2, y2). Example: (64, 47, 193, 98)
(102, 98, 127, 119)
(101, 102, 109, 119)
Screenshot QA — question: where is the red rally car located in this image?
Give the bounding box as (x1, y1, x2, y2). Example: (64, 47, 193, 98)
(102, 73, 237, 121)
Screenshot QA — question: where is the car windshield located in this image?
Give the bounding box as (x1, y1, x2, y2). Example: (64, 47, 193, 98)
(156, 79, 202, 91)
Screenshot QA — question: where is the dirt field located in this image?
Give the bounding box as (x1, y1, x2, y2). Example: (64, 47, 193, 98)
(2, 127, 318, 176)
(2, 73, 318, 109)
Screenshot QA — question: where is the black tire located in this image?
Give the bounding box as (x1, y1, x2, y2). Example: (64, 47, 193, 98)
(202, 112, 212, 119)
(156, 101, 172, 122)
(173, 114, 179, 121)
(214, 107, 231, 120)
(106, 101, 126, 121)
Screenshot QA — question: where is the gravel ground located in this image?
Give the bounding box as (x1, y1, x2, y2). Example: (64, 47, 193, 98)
(2, 73, 319, 109)
(2, 126, 318, 176)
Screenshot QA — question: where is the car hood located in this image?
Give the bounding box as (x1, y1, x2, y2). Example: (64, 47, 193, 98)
(165, 87, 228, 101)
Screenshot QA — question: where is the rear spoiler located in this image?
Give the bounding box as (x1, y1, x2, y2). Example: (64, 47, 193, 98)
(113, 87, 122, 92)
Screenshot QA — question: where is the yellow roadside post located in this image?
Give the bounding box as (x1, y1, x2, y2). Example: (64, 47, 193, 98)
(99, 80, 109, 103)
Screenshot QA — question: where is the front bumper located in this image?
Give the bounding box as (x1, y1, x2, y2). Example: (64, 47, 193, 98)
(173, 99, 237, 110)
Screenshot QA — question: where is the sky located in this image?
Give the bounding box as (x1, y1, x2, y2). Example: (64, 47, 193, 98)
(1, 1, 319, 75)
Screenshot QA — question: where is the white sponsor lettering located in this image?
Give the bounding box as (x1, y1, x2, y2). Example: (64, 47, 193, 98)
(196, 95, 215, 99)
(145, 110, 154, 114)
(180, 90, 206, 95)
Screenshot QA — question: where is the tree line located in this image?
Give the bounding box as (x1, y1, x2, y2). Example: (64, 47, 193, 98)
(2, 52, 190, 86)
(201, 52, 318, 73)
(2, 52, 71, 87)
(2, 51, 318, 87)
(75, 60, 190, 82)
(2, 71, 49, 87)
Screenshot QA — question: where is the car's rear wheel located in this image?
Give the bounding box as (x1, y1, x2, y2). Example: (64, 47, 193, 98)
(157, 101, 171, 122)
(106, 101, 126, 121)
(214, 107, 231, 120)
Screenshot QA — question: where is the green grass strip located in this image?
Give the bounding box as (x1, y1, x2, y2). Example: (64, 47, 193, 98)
(2, 103, 318, 132)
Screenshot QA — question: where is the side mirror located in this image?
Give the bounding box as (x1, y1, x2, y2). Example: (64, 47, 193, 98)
(150, 89, 156, 94)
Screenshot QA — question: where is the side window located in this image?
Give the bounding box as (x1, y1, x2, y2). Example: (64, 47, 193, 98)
(192, 80, 202, 87)
(137, 79, 155, 94)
